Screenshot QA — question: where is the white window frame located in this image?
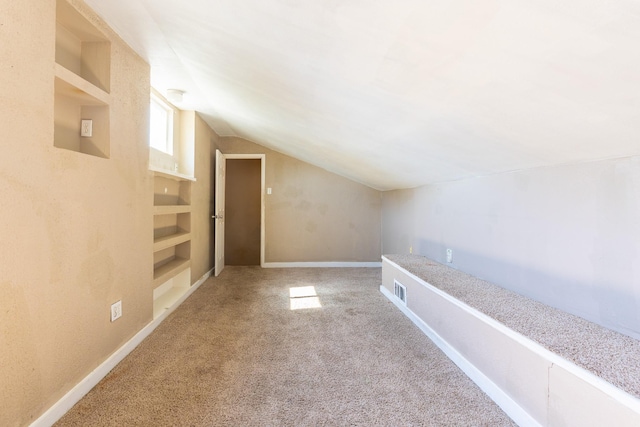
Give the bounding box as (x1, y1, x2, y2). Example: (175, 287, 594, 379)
(149, 93, 174, 155)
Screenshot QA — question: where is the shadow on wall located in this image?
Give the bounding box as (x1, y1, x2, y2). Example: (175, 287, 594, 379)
(409, 238, 640, 341)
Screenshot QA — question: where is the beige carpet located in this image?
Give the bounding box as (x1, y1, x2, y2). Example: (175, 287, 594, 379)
(56, 267, 515, 426)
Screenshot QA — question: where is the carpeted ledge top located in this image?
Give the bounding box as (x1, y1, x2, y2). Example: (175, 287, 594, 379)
(383, 254, 640, 400)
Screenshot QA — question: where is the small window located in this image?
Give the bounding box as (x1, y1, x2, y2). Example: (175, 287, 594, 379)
(149, 94, 174, 155)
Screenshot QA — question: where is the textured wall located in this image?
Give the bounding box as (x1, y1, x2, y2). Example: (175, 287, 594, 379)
(0, 0, 151, 424)
(382, 156, 640, 340)
(217, 137, 382, 263)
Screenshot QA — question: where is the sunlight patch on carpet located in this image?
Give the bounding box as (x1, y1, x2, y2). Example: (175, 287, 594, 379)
(289, 286, 322, 310)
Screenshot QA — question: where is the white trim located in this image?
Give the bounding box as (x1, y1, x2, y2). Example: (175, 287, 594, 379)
(223, 154, 266, 268)
(379, 285, 540, 427)
(193, 267, 214, 287)
(263, 261, 382, 268)
(149, 164, 196, 182)
(381, 256, 640, 415)
(31, 267, 214, 427)
(224, 154, 266, 159)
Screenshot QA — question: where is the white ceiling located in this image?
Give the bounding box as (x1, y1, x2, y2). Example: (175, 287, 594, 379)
(84, 0, 640, 190)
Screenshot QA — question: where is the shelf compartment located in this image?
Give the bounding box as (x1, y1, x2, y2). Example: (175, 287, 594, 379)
(154, 176, 192, 206)
(56, 0, 110, 93)
(153, 267, 191, 319)
(54, 75, 110, 158)
(154, 213, 190, 239)
(153, 257, 190, 287)
(153, 205, 191, 215)
(153, 231, 190, 252)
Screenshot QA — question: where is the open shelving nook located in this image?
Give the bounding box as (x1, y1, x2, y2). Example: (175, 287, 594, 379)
(54, 0, 110, 158)
(152, 170, 196, 319)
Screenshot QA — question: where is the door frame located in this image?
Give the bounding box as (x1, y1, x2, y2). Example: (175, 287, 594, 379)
(223, 154, 266, 267)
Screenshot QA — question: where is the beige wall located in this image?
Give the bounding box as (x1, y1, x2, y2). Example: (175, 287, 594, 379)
(190, 113, 218, 279)
(1, 0, 153, 424)
(1, 1, 379, 423)
(217, 137, 382, 263)
(381, 155, 640, 340)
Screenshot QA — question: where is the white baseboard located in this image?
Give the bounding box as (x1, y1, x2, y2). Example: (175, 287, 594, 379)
(193, 268, 214, 287)
(31, 267, 214, 427)
(379, 285, 540, 427)
(263, 261, 382, 268)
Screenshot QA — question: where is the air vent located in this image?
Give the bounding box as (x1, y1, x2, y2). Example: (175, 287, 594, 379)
(394, 280, 407, 305)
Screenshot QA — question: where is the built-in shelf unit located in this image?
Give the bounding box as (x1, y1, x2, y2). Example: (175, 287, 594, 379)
(152, 169, 196, 319)
(54, 0, 110, 158)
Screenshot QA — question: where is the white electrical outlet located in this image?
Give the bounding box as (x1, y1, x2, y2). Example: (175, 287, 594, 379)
(446, 248, 453, 263)
(80, 119, 93, 137)
(111, 300, 122, 322)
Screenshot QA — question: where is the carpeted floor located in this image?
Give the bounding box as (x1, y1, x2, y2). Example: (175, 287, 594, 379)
(56, 267, 516, 426)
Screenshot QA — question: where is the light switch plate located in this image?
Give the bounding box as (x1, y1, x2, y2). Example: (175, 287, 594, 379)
(111, 300, 122, 322)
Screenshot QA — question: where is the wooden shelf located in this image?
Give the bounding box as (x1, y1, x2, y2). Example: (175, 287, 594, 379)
(153, 258, 190, 287)
(150, 116, 194, 318)
(153, 231, 190, 252)
(54, 63, 110, 105)
(153, 205, 191, 215)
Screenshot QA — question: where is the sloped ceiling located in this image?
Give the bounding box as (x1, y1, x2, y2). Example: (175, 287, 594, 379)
(84, 0, 640, 190)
